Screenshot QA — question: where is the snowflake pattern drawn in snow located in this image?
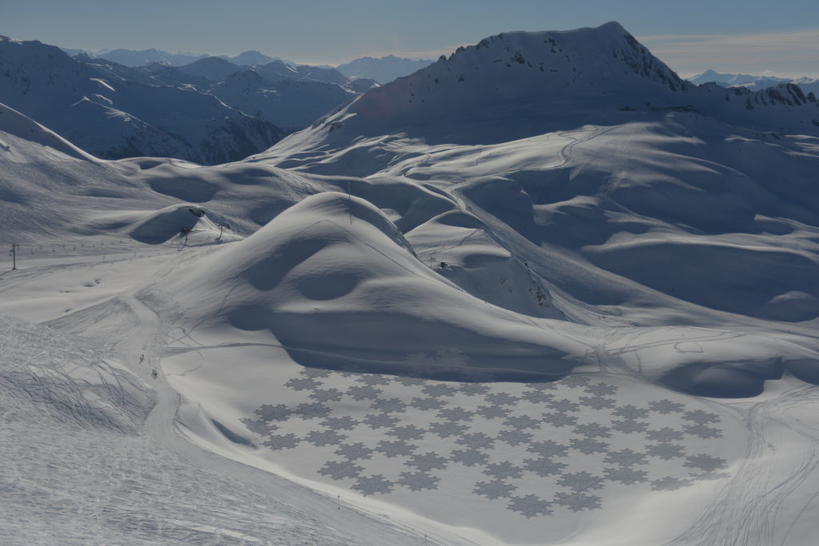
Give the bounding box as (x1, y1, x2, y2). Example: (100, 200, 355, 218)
(242, 368, 729, 518)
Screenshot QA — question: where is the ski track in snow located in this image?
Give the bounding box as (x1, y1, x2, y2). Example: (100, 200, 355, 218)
(669, 386, 819, 546)
(0, 279, 434, 545)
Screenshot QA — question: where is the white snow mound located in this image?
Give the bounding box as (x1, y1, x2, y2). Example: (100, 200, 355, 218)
(170, 191, 589, 380)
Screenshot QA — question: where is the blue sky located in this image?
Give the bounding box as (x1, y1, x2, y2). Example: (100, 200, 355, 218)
(3, 0, 819, 76)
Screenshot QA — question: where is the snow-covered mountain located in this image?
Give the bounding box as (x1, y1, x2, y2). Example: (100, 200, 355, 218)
(4, 20, 819, 546)
(253, 59, 350, 85)
(222, 50, 277, 66)
(690, 69, 819, 95)
(0, 36, 284, 164)
(337, 55, 434, 83)
(278, 22, 817, 148)
(258, 21, 819, 339)
(0, 38, 377, 160)
(64, 46, 280, 68)
(210, 70, 358, 130)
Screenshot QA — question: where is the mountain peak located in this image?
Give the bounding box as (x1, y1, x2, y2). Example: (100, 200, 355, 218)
(461, 21, 685, 90)
(334, 22, 688, 139)
(228, 50, 276, 66)
(597, 20, 628, 33)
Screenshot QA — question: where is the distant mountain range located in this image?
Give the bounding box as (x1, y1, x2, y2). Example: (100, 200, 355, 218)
(690, 69, 819, 95)
(0, 37, 383, 162)
(336, 55, 434, 83)
(18, 37, 818, 165)
(60, 45, 433, 84)
(0, 37, 285, 164)
(135, 57, 370, 129)
(60, 47, 280, 68)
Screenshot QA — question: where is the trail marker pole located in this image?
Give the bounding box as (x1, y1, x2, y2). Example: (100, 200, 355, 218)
(10, 243, 17, 270)
(216, 222, 230, 243)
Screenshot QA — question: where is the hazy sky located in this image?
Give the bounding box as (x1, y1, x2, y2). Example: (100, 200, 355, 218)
(3, 0, 819, 76)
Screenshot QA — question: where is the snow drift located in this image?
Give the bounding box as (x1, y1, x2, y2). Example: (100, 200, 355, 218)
(168, 192, 589, 380)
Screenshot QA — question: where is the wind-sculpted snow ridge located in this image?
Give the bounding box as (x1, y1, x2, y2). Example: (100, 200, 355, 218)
(0, 101, 326, 243)
(167, 191, 590, 381)
(0, 103, 95, 162)
(160, 192, 819, 397)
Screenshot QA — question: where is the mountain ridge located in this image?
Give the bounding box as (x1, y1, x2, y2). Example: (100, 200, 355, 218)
(265, 21, 818, 154)
(336, 55, 434, 84)
(690, 69, 819, 95)
(0, 36, 285, 163)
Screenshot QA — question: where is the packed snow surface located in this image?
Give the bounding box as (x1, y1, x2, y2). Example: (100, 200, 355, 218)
(3, 21, 819, 545)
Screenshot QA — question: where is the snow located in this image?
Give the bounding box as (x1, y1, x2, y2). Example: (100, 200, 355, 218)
(0, 316, 431, 545)
(164, 191, 589, 381)
(3, 20, 819, 545)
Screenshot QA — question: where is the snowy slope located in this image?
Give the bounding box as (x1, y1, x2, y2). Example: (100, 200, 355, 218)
(165, 192, 589, 381)
(254, 60, 350, 85)
(209, 70, 357, 130)
(256, 23, 819, 327)
(0, 102, 315, 243)
(3, 20, 819, 546)
(0, 306, 434, 545)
